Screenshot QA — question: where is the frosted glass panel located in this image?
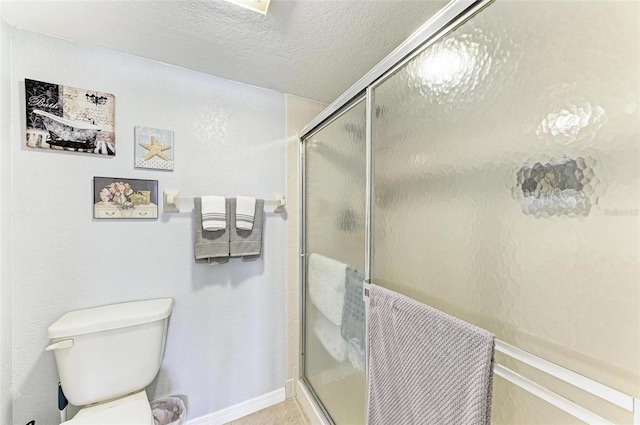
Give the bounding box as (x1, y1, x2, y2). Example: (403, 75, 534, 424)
(372, 1, 639, 423)
(304, 100, 366, 424)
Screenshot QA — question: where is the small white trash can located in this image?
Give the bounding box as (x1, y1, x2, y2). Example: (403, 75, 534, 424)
(151, 396, 186, 425)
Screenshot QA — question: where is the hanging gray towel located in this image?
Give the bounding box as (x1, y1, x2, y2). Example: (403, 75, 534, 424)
(368, 284, 495, 425)
(194, 197, 230, 265)
(230, 197, 264, 258)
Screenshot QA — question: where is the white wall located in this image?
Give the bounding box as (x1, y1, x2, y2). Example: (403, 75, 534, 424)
(0, 13, 14, 425)
(4, 27, 286, 424)
(283, 95, 326, 398)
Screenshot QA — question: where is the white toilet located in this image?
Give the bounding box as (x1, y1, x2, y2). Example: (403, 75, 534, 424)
(46, 298, 174, 424)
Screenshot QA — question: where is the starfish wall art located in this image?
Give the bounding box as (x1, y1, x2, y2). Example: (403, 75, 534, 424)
(134, 126, 174, 171)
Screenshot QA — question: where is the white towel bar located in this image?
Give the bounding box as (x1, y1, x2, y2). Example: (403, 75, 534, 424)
(494, 339, 639, 424)
(493, 364, 614, 425)
(163, 189, 285, 213)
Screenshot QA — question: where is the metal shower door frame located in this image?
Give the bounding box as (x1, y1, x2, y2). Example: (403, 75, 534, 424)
(298, 1, 492, 423)
(299, 94, 366, 425)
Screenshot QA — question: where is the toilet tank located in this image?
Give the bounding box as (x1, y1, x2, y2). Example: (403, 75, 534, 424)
(46, 298, 173, 407)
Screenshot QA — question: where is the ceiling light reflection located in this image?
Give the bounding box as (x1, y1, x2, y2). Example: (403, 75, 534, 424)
(416, 37, 482, 95)
(536, 97, 607, 146)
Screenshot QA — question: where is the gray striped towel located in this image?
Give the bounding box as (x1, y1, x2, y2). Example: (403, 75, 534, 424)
(194, 197, 230, 265)
(236, 196, 256, 230)
(201, 195, 226, 231)
(368, 284, 495, 425)
(230, 197, 264, 258)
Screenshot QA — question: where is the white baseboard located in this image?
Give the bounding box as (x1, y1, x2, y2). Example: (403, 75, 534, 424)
(186, 388, 285, 425)
(296, 380, 330, 425)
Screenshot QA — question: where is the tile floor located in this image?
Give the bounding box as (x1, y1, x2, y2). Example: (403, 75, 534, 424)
(225, 398, 311, 425)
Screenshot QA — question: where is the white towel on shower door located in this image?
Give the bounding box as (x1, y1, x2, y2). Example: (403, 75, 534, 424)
(308, 253, 347, 326)
(312, 306, 347, 363)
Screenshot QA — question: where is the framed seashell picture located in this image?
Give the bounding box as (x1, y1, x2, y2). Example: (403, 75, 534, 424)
(25, 79, 116, 155)
(134, 126, 174, 171)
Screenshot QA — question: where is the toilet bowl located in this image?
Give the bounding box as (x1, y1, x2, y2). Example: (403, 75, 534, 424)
(46, 298, 173, 424)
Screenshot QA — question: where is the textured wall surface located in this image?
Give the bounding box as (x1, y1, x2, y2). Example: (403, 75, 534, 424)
(1, 15, 14, 425)
(5, 28, 286, 424)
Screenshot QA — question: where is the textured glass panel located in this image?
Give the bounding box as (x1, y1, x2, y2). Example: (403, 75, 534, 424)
(304, 100, 366, 425)
(372, 1, 639, 423)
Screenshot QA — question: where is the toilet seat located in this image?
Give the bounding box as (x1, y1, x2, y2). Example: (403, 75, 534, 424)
(63, 390, 154, 425)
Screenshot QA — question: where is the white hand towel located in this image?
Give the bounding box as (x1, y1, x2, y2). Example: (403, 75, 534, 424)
(308, 253, 347, 326)
(235, 196, 256, 230)
(201, 196, 226, 231)
(312, 306, 347, 363)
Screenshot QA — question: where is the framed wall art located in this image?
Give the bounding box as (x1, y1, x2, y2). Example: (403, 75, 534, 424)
(25, 79, 116, 155)
(93, 177, 158, 219)
(135, 126, 174, 171)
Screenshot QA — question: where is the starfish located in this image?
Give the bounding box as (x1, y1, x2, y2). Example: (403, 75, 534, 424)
(139, 136, 171, 161)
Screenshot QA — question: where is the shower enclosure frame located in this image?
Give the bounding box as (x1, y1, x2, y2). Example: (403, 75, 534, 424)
(298, 0, 640, 423)
(298, 0, 491, 423)
(298, 0, 489, 141)
(299, 94, 367, 424)
(298, 1, 491, 423)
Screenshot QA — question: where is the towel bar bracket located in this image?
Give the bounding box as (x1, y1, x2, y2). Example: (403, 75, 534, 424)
(272, 193, 286, 213)
(163, 190, 180, 212)
(363, 280, 371, 300)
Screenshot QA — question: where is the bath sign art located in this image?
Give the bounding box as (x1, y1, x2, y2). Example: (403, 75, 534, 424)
(25, 79, 116, 155)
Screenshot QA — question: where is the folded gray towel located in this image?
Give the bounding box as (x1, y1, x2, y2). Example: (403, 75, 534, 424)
(230, 197, 264, 258)
(194, 197, 230, 265)
(368, 284, 495, 425)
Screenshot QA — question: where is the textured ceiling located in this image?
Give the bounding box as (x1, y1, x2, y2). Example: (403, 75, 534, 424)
(0, 0, 449, 103)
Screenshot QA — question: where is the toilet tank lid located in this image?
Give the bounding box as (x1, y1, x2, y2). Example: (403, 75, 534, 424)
(47, 298, 173, 339)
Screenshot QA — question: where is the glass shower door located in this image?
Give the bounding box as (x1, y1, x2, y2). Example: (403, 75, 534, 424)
(303, 99, 367, 424)
(371, 1, 639, 423)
